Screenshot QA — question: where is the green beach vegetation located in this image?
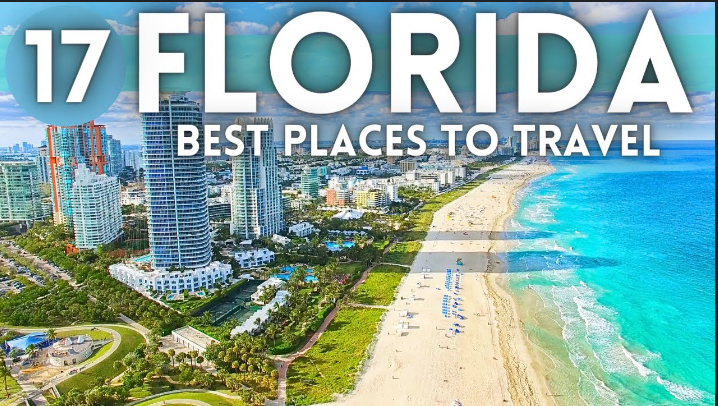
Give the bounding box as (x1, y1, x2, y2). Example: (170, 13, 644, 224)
(351, 264, 409, 306)
(286, 307, 384, 405)
(383, 241, 422, 266)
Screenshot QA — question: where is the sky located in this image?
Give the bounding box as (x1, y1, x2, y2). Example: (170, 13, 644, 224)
(0, 2, 715, 146)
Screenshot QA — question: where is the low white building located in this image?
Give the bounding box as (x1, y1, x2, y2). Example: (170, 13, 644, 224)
(232, 290, 289, 337)
(120, 188, 145, 206)
(272, 234, 291, 246)
(251, 277, 286, 303)
(171, 326, 218, 355)
(288, 222, 316, 237)
(332, 209, 364, 221)
(234, 248, 275, 268)
(109, 261, 232, 294)
(48, 335, 104, 367)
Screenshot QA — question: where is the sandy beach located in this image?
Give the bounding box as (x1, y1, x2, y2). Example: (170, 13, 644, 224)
(328, 158, 554, 406)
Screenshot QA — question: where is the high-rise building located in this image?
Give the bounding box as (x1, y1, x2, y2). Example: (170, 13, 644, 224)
(107, 137, 123, 176)
(300, 166, 319, 198)
(231, 117, 284, 239)
(400, 160, 417, 173)
(142, 93, 211, 270)
(355, 189, 387, 209)
(46, 121, 109, 226)
(35, 145, 51, 183)
(71, 164, 123, 249)
(123, 149, 143, 171)
(0, 161, 47, 222)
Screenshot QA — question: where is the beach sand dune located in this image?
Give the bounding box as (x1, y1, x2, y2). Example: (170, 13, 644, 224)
(328, 159, 553, 406)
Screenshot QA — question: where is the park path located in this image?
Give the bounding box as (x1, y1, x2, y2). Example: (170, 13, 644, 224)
(272, 242, 396, 406)
(124, 389, 243, 406)
(8, 323, 148, 406)
(146, 400, 211, 406)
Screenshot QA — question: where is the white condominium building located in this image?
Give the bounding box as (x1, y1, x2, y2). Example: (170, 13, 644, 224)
(288, 222, 316, 237)
(71, 164, 123, 249)
(109, 261, 232, 294)
(234, 248, 276, 269)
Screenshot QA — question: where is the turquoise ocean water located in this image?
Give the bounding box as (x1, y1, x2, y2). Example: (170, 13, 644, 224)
(505, 141, 715, 406)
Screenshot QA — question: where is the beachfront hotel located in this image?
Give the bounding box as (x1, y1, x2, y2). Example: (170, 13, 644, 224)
(70, 164, 123, 249)
(142, 94, 211, 270)
(109, 260, 232, 294)
(0, 161, 47, 222)
(230, 117, 284, 239)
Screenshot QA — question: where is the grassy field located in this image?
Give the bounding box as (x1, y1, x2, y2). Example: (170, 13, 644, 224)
(56, 329, 112, 341)
(55, 325, 144, 394)
(286, 307, 384, 406)
(383, 241, 422, 266)
(351, 265, 409, 306)
(132, 392, 244, 406)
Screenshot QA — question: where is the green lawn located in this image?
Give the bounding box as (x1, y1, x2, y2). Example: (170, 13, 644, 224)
(55, 325, 144, 394)
(56, 329, 112, 341)
(132, 392, 244, 406)
(165, 297, 210, 314)
(286, 307, 384, 406)
(0, 374, 22, 402)
(351, 265, 409, 306)
(339, 262, 367, 277)
(383, 241, 422, 266)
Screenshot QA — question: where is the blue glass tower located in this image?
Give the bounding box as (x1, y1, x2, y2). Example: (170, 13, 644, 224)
(141, 94, 211, 270)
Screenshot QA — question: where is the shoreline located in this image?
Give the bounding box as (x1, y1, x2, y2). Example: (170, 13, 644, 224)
(327, 158, 555, 406)
(484, 159, 556, 406)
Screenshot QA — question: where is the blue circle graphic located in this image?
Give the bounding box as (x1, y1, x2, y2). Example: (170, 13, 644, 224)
(5, 6, 125, 126)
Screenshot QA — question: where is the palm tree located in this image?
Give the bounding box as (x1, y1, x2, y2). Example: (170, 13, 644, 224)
(168, 349, 176, 368)
(189, 350, 198, 369)
(0, 363, 10, 398)
(46, 328, 57, 341)
(177, 352, 186, 365)
(25, 344, 36, 358)
(196, 356, 204, 369)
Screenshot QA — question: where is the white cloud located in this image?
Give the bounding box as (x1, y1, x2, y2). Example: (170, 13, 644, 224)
(391, 2, 431, 12)
(0, 93, 16, 104)
(497, 13, 518, 35)
(123, 9, 135, 18)
(462, 2, 477, 7)
(270, 22, 282, 35)
(347, 2, 357, 9)
(226, 21, 271, 35)
(174, 2, 225, 20)
(106, 19, 138, 35)
(265, 3, 295, 11)
(0, 25, 19, 35)
(569, 2, 713, 26)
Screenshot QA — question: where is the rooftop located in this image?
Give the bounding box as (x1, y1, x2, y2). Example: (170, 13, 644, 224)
(172, 326, 219, 350)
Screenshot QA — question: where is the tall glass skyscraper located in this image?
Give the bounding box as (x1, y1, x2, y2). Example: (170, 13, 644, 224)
(301, 166, 320, 198)
(107, 137, 123, 176)
(0, 161, 47, 222)
(142, 94, 211, 270)
(231, 117, 284, 239)
(46, 121, 109, 226)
